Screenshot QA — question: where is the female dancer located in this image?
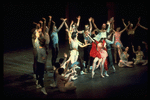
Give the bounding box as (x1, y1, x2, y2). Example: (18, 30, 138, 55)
(87, 34, 108, 78)
(118, 47, 133, 67)
(122, 17, 141, 60)
(83, 17, 93, 73)
(92, 18, 110, 41)
(64, 18, 88, 75)
(132, 45, 148, 65)
(65, 29, 90, 80)
(56, 68, 76, 92)
(113, 20, 130, 63)
(51, 18, 67, 70)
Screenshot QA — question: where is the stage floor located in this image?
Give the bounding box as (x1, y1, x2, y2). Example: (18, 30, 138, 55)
(3, 43, 148, 98)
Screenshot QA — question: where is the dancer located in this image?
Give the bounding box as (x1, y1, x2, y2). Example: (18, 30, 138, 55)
(56, 68, 76, 92)
(132, 45, 148, 65)
(65, 29, 90, 80)
(87, 34, 107, 78)
(42, 16, 52, 54)
(83, 17, 93, 73)
(113, 20, 130, 63)
(118, 47, 133, 67)
(105, 34, 116, 72)
(64, 18, 88, 75)
(42, 16, 52, 72)
(50, 53, 69, 88)
(51, 18, 67, 71)
(36, 37, 47, 95)
(32, 22, 41, 78)
(70, 16, 81, 33)
(92, 18, 110, 41)
(122, 17, 141, 60)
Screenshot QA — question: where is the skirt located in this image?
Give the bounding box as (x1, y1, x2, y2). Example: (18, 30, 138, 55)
(90, 41, 101, 59)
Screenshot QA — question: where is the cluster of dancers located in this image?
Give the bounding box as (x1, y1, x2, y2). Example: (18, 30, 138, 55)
(31, 15, 148, 95)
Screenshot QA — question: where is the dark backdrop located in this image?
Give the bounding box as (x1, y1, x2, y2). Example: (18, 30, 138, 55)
(3, 2, 148, 52)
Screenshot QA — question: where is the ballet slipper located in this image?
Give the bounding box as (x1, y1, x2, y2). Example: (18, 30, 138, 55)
(92, 71, 95, 78)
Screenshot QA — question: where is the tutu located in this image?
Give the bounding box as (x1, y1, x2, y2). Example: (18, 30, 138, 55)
(90, 41, 101, 59)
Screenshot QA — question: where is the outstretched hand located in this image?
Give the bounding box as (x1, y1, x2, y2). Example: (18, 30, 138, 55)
(52, 20, 55, 24)
(49, 16, 52, 19)
(77, 15, 81, 20)
(39, 20, 43, 24)
(89, 17, 92, 22)
(42, 17, 46, 21)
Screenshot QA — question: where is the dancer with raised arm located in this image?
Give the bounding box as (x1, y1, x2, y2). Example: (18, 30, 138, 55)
(113, 20, 130, 63)
(51, 18, 67, 71)
(122, 17, 140, 60)
(132, 45, 148, 65)
(83, 17, 93, 73)
(65, 26, 90, 80)
(118, 47, 133, 67)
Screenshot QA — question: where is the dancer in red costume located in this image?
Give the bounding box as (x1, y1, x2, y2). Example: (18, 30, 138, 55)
(88, 35, 108, 78)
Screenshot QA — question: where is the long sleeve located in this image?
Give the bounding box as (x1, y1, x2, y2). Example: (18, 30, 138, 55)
(106, 24, 110, 33)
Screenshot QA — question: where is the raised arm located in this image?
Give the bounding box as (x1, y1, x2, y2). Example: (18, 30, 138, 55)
(106, 34, 115, 44)
(66, 29, 72, 44)
(64, 21, 69, 29)
(89, 17, 92, 32)
(138, 24, 148, 30)
(120, 22, 130, 34)
(106, 21, 110, 33)
(39, 20, 43, 29)
(48, 16, 52, 29)
(133, 17, 141, 31)
(57, 18, 67, 32)
(122, 19, 129, 31)
(42, 17, 46, 35)
(91, 18, 98, 29)
(132, 45, 136, 54)
(69, 20, 74, 31)
(76, 16, 81, 27)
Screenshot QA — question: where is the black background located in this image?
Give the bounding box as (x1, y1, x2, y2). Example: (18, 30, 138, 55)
(3, 1, 148, 52)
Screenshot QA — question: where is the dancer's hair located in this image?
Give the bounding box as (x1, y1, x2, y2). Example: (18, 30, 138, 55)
(71, 32, 77, 39)
(38, 37, 46, 47)
(54, 62, 61, 69)
(58, 68, 64, 75)
(59, 58, 64, 64)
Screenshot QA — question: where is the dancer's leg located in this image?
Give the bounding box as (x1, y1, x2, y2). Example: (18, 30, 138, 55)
(100, 57, 106, 78)
(92, 57, 99, 78)
(114, 47, 117, 63)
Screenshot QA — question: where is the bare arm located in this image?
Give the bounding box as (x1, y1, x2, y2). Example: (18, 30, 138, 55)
(69, 20, 74, 31)
(76, 16, 81, 27)
(120, 22, 130, 34)
(132, 45, 136, 54)
(89, 17, 92, 32)
(39, 20, 43, 29)
(91, 18, 98, 29)
(57, 18, 67, 32)
(42, 17, 46, 35)
(133, 17, 141, 31)
(66, 29, 72, 44)
(122, 19, 129, 31)
(64, 21, 69, 29)
(48, 16, 52, 29)
(139, 24, 148, 30)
